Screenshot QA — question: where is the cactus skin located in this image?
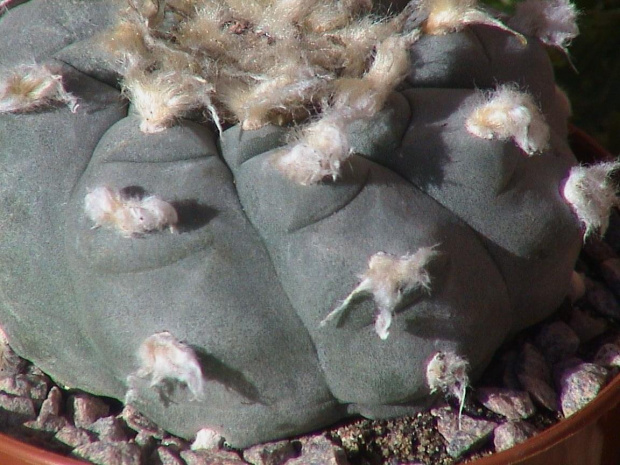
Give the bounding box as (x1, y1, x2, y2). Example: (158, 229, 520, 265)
(0, 0, 582, 447)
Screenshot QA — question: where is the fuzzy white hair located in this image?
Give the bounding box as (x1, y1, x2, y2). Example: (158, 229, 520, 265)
(84, 186, 178, 237)
(0, 64, 78, 113)
(272, 116, 351, 185)
(426, 350, 470, 420)
(466, 85, 550, 155)
(321, 246, 440, 339)
(562, 161, 620, 239)
(509, 0, 579, 51)
(135, 331, 205, 401)
(420, 0, 526, 43)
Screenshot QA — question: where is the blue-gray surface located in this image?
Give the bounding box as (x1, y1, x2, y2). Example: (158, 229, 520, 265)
(0, 0, 582, 447)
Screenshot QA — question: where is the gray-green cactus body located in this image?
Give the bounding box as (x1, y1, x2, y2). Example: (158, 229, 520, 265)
(0, 0, 582, 448)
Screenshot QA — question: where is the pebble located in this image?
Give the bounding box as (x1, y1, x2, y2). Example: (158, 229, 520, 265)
(161, 435, 188, 450)
(0, 392, 36, 425)
(23, 415, 69, 434)
(559, 362, 608, 417)
(600, 258, 620, 299)
(24, 386, 68, 433)
(121, 405, 165, 439)
(73, 441, 143, 465)
(23, 373, 50, 403)
(517, 373, 558, 411)
(152, 446, 185, 465)
(534, 321, 581, 364)
(70, 393, 110, 429)
(285, 435, 349, 465)
(475, 387, 536, 420)
(493, 421, 538, 452)
(55, 425, 96, 448)
(181, 449, 248, 465)
(517, 344, 552, 384)
(243, 439, 299, 465)
(594, 343, 620, 368)
(0, 330, 25, 377)
(87, 415, 129, 442)
(568, 307, 608, 343)
(431, 405, 497, 458)
(0, 375, 35, 398)
(516, 344, 558, 411)
(39, 386, 62, 419)
(584, 278, 620, 320)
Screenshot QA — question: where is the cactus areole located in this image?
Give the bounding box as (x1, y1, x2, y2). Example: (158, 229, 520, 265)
(0, 0, 613, 449)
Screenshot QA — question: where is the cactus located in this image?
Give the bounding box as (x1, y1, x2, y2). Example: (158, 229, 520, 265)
(0, 0, 612, 449)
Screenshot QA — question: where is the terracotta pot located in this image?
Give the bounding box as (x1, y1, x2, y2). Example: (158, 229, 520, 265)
(0, 127, 617, 465)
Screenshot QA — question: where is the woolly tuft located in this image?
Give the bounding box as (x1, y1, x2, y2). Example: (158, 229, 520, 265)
(426, 350, 470, 420)
(562, 161, 620, 239)
(509, 0, 579, 52)
(321, 246, 439, 339)
(0, 64, 78, 113)
(134, 331, 205, 402)
(85, 186, 178, 237)
(272, 117, 351, 185)
(466, 85, 550, 156)
(420, 0, 526, 43)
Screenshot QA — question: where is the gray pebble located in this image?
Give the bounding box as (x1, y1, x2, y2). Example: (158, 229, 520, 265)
(516, 374, 558, 412)
(568, 307, 608, 343)
(181, 449, 248, 465)
(476, 387, 536, 420)
(559, 362, 608, 417)
(243, 439, 299, 465)
(0, 375, 33, 398)
(493, 421, 538, 452)
(534, 321, 580, 364)
(70, 393, 110, 429)
(121, 405, 165, 439)
(0, 392, 36, 425)
(55, 425, 96, 448)
(518, 343, 552, 384)
(87, 415, 129, 442)
(284, 435, 349, 465)
(594, 343, 620, 368)
(151, 446, 185, 465)
(584, 278, 620, 320)
(431, 405, 497, 458)
(38, 385, 62, 420)
(73, 441, 143, 465)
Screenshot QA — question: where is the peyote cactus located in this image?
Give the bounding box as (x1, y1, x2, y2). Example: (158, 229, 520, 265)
(0, 0, 616, 449)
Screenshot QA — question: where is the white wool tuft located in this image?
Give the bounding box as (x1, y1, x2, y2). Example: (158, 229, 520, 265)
(272, 117, 351, 185)
(466, 85, 550, 155)
(0, 64, 78, 113)
(509, 0, 579, 51)
(135, 331, 205, 401)
(562, 161, 620, 239)
(321, 246, 440, 339)
(426, 350, 470, 419)
(420, 0, 526, 43)
(123, 70, 218, 134)
(85, 186, 178, 237)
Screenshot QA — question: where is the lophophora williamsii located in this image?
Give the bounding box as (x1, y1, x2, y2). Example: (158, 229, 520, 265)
(0, 0, 617, 449)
